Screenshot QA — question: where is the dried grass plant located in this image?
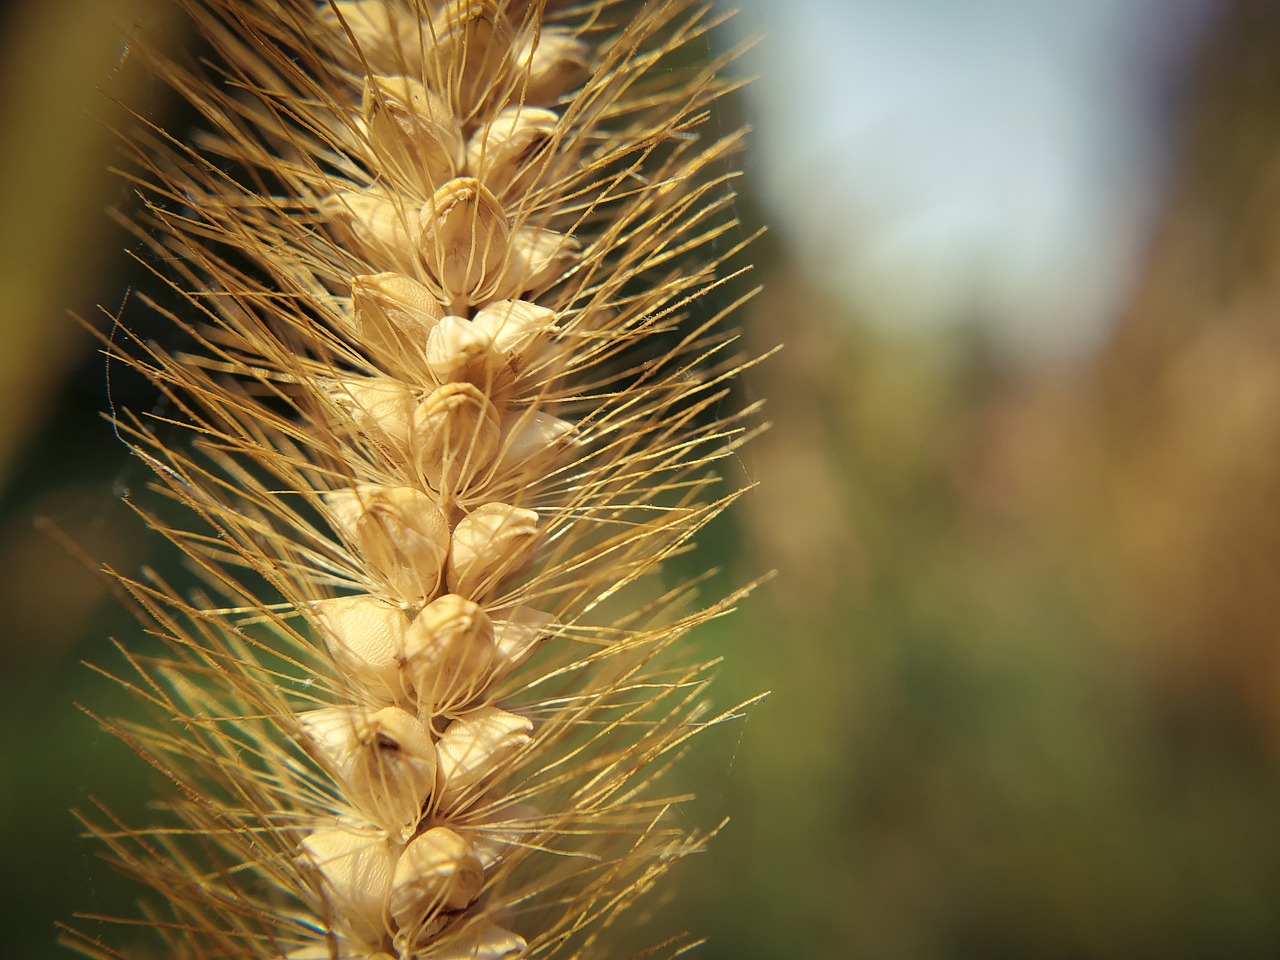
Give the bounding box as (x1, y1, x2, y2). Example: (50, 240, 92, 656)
(63, 1, 763, 958)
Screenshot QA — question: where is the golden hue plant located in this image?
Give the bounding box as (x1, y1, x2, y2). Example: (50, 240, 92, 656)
(67, 1, 761, 958)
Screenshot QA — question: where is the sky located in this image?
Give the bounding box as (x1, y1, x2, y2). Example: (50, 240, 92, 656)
(725, 0, 1219, 359)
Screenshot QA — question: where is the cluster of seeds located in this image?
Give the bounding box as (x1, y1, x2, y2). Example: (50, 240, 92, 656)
(292, 2, 592, 957)
(71, 1, 756, 958)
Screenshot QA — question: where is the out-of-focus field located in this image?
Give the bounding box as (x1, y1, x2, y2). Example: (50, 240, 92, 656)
(5, 2, 1280, 959)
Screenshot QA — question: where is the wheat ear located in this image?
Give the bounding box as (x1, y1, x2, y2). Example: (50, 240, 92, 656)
(67, 1, 760, 957)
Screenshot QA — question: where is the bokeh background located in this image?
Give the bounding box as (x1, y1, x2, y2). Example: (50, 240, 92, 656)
(5, 0, 1280, 957)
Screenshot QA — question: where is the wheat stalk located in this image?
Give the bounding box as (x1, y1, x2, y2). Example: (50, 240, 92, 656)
(65, 1, 762, 957)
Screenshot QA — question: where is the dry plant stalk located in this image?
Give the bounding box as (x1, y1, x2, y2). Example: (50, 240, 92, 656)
(66, 1, 762, 958)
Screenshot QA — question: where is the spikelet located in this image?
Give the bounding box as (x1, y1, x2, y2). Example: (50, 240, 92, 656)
(67, 1, 763, 958)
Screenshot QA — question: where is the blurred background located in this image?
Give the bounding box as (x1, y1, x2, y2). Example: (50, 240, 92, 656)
(5, 0, 1280, 957)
